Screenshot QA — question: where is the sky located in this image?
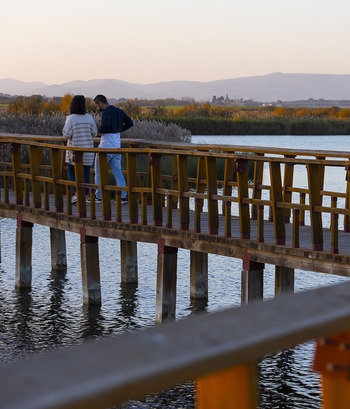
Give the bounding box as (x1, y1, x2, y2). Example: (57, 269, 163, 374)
(2, 0, 350, 85)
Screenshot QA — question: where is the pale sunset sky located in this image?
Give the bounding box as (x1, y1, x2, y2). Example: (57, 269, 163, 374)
(2, 0, 350, 84)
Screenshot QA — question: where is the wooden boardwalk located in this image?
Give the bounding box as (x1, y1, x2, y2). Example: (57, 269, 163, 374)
(2, 188, 350, 277)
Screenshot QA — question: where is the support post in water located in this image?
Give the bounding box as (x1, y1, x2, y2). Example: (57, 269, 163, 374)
(241, 252, 264, 304)
(50, 228, 67, 272)
(275, 265, 294, 296)
(190, 250, 208, 300)
(15, 214, 33, 289)
(80, 228, 101, 305)
(156, 238, 178, 324)
(120, 240, 138, 284)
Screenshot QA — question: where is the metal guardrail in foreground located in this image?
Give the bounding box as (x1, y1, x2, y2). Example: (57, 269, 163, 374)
(2, 281, 350, 409)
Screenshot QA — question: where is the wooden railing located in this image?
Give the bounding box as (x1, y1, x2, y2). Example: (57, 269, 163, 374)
(1, 134, 350, 256)
(2, 280, 350, 409)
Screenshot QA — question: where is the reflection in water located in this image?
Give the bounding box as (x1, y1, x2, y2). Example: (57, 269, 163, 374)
(259, 346, 321, 409)
(81, 305, 105, 340)
(189, 297, 208, 314)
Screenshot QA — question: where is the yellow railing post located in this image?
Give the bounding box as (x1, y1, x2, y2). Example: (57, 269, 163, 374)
(314, 331, 350, 409)
(196, 364, 258, 409)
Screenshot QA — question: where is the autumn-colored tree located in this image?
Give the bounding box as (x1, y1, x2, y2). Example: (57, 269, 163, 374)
(121, 99, 142, 116)
(60, 94, 73, 114)
(273, 107, 288, 117)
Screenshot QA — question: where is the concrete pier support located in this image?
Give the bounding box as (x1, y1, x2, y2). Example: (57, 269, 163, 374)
(241, 253, 264, 304)
(190, 250, 208, 300)
(50, 228, 67, 272)
(155, 238, 178, 324)
(120, 240, 138, 284)
(80, 229, 101, 305)
(275, 265, 294, 296)
(15, 216, 33, 289)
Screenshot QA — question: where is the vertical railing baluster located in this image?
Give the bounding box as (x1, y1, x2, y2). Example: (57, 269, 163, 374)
(195, 156, 206, 233)
(196, 363, 258, 409)
(299, 192, 306, 226)
(171, 156, 178, 209)
(166, 194, 172, 228)
(307, 163, 324, 251)
(206, 156, 218, 235)
(90, 188, 96, 220)
(252, 153, 264, 220)
(4, 165, 9, 204)
(66, 185, 72, 216)
(222, 157, 234, 237)
(178, 154, 190, 231)
(24, 167, 30, 206)
(97, 152, 111, 221)
(292, 208, 300, 248)
(29, 146, 43, 208)
(222, 157, 234, 216)
(150, 153, 162, 226)
(257, 204, 264, 243)
(127, 152, 138, 224)
(44, 182, 49, 210)
(115, 191, 122, 222)
(74, 151, 87, 218)
(11, 142, 23, 205)
(283, 155, 295, 223)
(237, 159, 250, 239)
(141, 192, 147, 225)
(331, 196, 338, 254)
(50, 147, 64, 212)
(270, 161, 285, 245)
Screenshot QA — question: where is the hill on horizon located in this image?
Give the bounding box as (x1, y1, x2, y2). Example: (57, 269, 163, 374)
(1, 73, 350, 102)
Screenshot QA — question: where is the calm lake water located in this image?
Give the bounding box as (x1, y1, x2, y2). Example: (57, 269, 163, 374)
(1, 134, 350, 408)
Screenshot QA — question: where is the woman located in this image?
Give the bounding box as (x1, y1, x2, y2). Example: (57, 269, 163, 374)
(63, 95, 97, 204)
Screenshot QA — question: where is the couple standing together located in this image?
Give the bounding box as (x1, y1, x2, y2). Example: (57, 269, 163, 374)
(62, 94, 133, 204)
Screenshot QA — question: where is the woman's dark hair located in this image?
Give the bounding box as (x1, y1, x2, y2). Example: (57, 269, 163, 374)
(70, 95, 86, 115)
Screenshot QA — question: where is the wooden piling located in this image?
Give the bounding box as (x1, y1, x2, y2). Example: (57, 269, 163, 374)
(241, 253, 264, 304)
(190, 251, 208, 300)
(50, 228, 67, 272)
(275, 265, 294, 296)
(80, 229, 101, 305)
(155, 238, 177, 323)
(120, 240, 138, 284)
(15, 215, 33, 289)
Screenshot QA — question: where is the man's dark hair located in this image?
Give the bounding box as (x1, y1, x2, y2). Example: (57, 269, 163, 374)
(70, 95, 86, 115)
(93, 94, 108, 104)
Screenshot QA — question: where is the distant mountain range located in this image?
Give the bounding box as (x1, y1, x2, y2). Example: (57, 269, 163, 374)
(1, 73, 350, 102)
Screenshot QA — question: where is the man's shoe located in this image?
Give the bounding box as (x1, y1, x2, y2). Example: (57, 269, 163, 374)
(71, 194, 78, 205)
(95, 197, 102, 204)
(121, 198, 128, 204)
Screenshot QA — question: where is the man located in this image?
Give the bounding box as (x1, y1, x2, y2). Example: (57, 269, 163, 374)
(93, 94, 134, 203)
